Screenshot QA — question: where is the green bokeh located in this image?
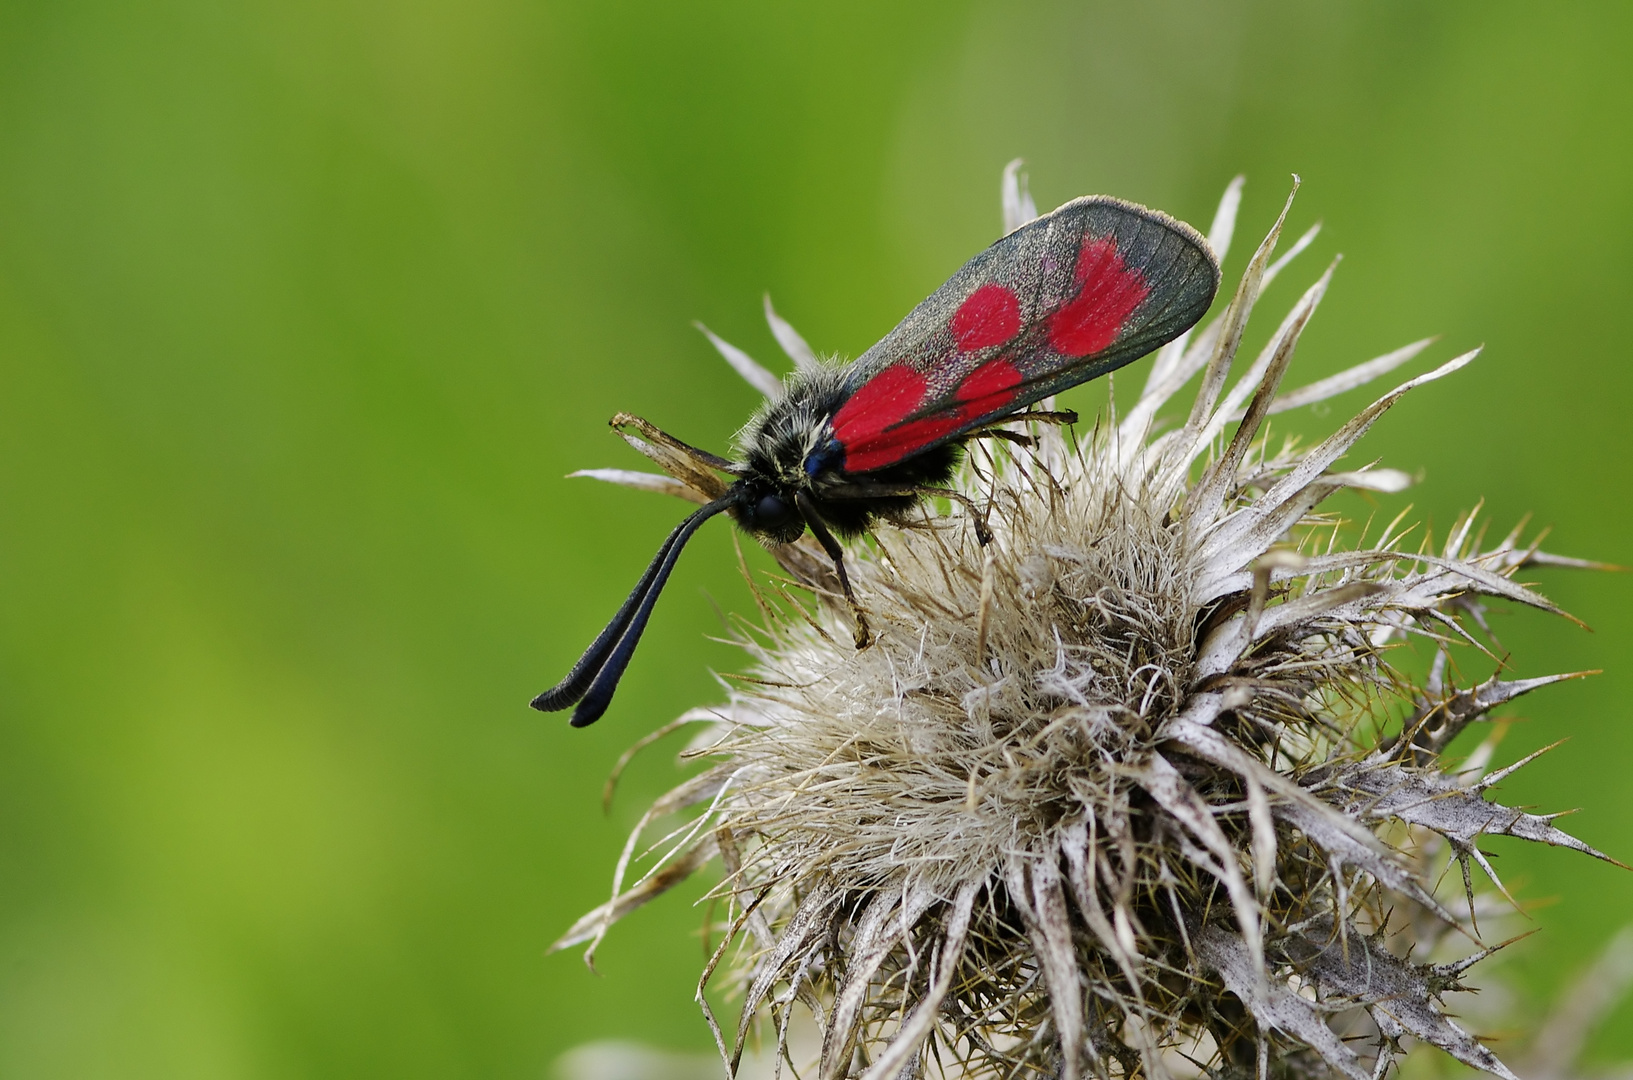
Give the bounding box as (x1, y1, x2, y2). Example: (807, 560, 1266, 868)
(1, 1, 1629, 1075)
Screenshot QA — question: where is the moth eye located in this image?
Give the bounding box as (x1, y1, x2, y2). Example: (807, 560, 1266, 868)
(754, 494, 795, 529)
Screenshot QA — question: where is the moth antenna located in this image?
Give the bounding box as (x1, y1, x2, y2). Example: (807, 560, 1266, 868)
(532, 496, 734, 719)
(566, 499, 732, 727)
(531, 516, 695, 711)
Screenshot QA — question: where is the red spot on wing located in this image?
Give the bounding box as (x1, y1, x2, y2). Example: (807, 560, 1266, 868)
(832, 364, 928, 447)
(1046, 235, 1150, 357)
(840, 414, 965, 472)
(950, 283, 1021, 352)
(955, 357, 1022, 407)
(835, 358, 1024, 473)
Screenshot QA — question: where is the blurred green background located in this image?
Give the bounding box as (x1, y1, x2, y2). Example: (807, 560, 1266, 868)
(1, 0, 1630, 1075)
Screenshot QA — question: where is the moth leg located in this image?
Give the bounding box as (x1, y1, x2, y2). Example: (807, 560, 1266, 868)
(970, 428, 1034, 448)
(965, 408, 1078, 436)
(965, 408, 1080, 452)
(819, 480, 994, 547)
(914, 486, 993, 547)
(795, 492, 871, 649)
(1016, 408, 1078, 427)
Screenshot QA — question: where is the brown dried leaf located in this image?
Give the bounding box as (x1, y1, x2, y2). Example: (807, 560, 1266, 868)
(611, 412, 733, 501)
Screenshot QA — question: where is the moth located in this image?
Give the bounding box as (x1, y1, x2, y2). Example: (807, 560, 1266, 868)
(535, 195, 1220, 727)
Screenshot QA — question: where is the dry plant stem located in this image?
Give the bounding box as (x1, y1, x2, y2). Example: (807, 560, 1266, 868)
(555, 170, 1617, 1080)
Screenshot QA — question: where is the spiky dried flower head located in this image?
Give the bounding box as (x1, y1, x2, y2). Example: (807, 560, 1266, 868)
(553, 167, 1620, 1079)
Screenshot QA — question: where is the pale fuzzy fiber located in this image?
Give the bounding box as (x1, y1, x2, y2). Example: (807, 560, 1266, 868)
(556, 169, 1617, 1080)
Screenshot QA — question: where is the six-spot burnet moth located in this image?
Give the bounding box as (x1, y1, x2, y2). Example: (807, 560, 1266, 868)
(534, 195, 1222, 727)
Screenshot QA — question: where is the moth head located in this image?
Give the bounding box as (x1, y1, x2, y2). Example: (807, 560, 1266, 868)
(731, 479, 805, 545)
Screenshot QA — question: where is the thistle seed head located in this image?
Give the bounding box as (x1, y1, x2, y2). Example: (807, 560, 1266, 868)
(556, 167, 1619, 1080)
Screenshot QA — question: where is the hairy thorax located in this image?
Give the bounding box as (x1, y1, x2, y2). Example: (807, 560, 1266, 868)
(733, 367, 960, 541)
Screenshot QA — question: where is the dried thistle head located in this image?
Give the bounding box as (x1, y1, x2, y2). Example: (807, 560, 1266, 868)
(554, 167, 1620, 1079)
